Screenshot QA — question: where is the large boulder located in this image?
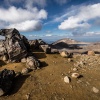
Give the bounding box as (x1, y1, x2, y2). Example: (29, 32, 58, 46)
(26, 56, 41, 70)
(0, 28, 30, 62)
(0, 69, 15, 96)
(29, 39, 47, 50)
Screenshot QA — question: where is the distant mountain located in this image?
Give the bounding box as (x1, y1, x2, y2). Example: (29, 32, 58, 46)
(52, 38, 88, 45)
(51, 38, 89, 49)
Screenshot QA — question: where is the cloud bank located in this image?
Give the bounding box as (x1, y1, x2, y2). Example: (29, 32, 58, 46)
(58, 3, 100, 30)
(0, 0, 47, 32)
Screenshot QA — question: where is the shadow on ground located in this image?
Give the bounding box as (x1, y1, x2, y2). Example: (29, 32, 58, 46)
(8, 75, 30, 95)
(0, 60, 6, 66)
(40, 61, 48, 68)
(33, 52, 47, 59)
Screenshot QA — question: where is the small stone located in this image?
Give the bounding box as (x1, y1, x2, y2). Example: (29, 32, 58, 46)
(64, 76, 70, 83)
(73, 68, 78, 71)
(21, 68, 29, 74)
(62, 73, 64, 76)
(70, 85, 73, 89)
(15, 72, 21, 77)
(88, 51, 95, 56)
(92, 87, 99, 93)
(25, 94, 30, 99)
(60, 51, 69, 58)
(71, 73, 80, 78)
(77, 80, 82, 83)
(0, 88, 4, 96)
(21, 58, 26, 63)
(68, 71, 71, 74)
(2, 55, 8, 61)
(50, 74, 53, 76)
(68, 58, 72, 62)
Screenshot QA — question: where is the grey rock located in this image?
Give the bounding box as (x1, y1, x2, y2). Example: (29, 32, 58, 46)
(26, 56, 40, 70)
(92, 87, 99, 93)
(60, 51, 73, 58)
(64, 76, 70, 83)
(2, 54, 9, 61)
(0, 28, 30, 62)
(21, 58, 27, 63)
(71, 73, 80, 78)
(0, 88, 4, 96)
(73, 68, 78, 71)
(21, 68, 29, 74)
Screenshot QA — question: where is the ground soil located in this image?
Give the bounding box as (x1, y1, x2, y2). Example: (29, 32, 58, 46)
(0, 50, 100, 100)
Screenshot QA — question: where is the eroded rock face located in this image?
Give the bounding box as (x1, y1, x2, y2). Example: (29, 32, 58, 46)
(0, 28, 30, 62)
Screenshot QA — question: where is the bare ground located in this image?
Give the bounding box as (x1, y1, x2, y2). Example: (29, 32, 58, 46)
(0, 51, 100, 100)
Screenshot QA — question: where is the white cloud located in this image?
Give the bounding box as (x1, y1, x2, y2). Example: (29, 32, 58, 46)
(58, 3, 100, 30)
(84, 32, 100, 36)
(7, 20, 42, 32)
(44, 5, 81, 25)
(0, 6, 47, 32)
(0, 6, 47, 23)
(45, 34, 52, 37)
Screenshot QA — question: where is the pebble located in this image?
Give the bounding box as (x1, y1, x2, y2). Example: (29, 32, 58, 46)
(2, 55, 8, 61)
(25, 94, 30, 99)
(68, 58, 72, 62)
(60, 51, 69, 58)
(73, 68, 78, 71)
(77, 80, 82, 83)
(92, 87, 99, 93)
(21, 58, 27, 63)
(70, 85, 73, 89)
(71, 73, 80, 78)
(64, 76, 70, 83)
(15, 72, 21, 77)
(88, 50, 95, 56)
(0, 88, 4, 96)
(21, 68, 29, 74)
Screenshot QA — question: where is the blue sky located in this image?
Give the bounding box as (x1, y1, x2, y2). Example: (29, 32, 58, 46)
(0, 0, 100, 41)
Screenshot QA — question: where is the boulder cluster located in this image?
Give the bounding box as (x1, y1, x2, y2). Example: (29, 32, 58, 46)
(0, 28, 53, 96)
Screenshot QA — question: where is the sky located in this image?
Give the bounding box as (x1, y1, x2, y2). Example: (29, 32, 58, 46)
(0, 0, 100, 42)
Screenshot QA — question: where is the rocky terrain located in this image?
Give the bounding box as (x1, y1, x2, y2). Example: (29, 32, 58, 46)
(0, 52, 100, 100)
(0, 29, 100, 100)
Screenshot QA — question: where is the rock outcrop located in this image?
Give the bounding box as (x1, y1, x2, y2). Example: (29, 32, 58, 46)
(0, 28, 30, 62)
